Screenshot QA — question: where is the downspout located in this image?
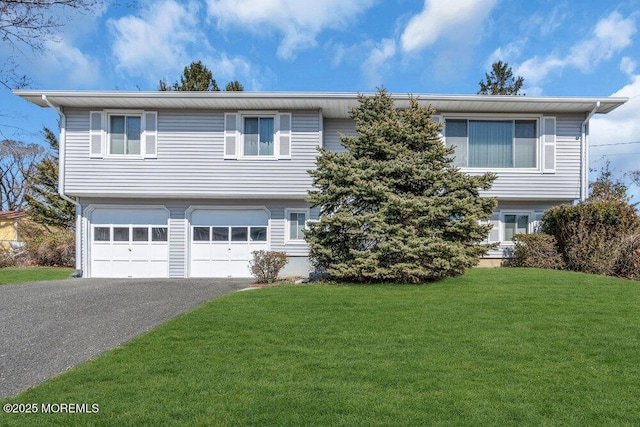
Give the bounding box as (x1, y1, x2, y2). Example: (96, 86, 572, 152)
(581, 101, 600, 201)
(42, 95, 83, 274)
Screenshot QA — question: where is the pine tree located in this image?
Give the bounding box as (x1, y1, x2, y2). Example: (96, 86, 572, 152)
(173, 61, 220, 91)
(225, 80, 244, 91)
(478, 61, 524, 95)
(24, 128, 75, 229)
(306, 89, 497, 283)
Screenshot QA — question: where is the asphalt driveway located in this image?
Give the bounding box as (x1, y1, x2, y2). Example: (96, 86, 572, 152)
(0, 278, 251, 399)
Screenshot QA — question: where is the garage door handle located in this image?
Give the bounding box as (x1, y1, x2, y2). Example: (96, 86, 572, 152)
(128, 248, 132, 252)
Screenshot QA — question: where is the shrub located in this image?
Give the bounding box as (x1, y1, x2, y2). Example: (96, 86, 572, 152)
(25, 231, 75, 267)
(250, 250, 288, 283)
(0, 246, 18, 268)
(509, 233, 564, 269)
(613, 234, 640, 280)
(542, 200, 640, 275)
(17, 219, 75, 267)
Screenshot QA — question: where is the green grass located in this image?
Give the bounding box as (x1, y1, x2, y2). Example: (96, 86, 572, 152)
(0, 267, 74, 285)
(2, 268, 640, 426)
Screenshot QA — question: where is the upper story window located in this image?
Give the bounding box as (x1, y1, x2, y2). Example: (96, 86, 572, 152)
(90, 110, 157, 159)
(109, 115, 141, 156)
(224, 112, 291, 160)
(445, 119, 538, 169)
(244, 117, 275, 156)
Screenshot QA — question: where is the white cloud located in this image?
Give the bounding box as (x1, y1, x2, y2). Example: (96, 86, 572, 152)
(620, 57, 637, 77)
(39, 39, 102, 87)
(362, 39, 396, 86)
(590, 75, 640, 200)
(400, 0, 498, 53)
(486, 40, 527, 68)
(205, 0, 376, 59)
(516, 12, 636, 86)
(108, 0, 205, 80)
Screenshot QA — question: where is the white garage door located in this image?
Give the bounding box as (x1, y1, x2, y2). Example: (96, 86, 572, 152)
(190, 209, 269, 278)
(90, 208, 169, 278)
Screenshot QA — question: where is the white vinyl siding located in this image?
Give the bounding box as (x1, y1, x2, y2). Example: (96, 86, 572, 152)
(65, 110, 319, 198)
(323, 118, 356, 152)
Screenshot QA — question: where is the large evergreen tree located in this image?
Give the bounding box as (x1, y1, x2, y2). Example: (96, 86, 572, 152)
(24, 128, 75, 229)
(306, 89, 497, 283)
(478, 61, 524, 95)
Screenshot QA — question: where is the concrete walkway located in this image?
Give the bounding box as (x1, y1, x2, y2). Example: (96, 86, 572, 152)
(0, 278, 250, 399)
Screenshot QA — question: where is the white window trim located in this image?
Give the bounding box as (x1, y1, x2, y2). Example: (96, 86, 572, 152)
(442, 113, 543, 173)
(500, 211, 534, 243)
(105, 110, 146, 159)
(239, 111, 279, 160)
(285, 208, 310, 244)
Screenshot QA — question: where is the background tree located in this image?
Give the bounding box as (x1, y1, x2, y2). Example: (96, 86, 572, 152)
(478, 61, 524, 95)
(225, 80, 244, 91)
(305, 89, 497, 283)
(0, 0, 101, 89)
(0, 138, 44, 211)
(589, 162, 630, 202)
(24, 127, 75, 229)
(158, 61, 244, 91)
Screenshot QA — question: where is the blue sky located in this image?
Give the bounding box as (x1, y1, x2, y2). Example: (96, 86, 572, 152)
(2, 0, 640, 198)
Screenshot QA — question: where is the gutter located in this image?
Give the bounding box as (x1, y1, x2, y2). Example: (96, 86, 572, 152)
(580, 101, 600, 201)
(41, 95, 82, 273)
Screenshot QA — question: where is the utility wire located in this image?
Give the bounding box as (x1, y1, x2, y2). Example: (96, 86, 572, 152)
(592, 141, 640, 147)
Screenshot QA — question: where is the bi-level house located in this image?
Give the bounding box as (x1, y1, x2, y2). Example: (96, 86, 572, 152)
(14, 91, 627, 278)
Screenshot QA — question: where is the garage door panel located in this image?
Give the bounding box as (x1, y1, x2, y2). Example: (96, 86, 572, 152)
(89, 207, 170, 278)
(189, 209, 269, 278)
(92, 244, 112, 260)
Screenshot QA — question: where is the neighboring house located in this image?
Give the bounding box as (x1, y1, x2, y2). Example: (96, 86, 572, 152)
(14, 91, 627, 278)
(0, 211, 26, 252)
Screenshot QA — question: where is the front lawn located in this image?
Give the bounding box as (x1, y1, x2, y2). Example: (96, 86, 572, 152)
(0, 267, 74, 285)
(2, 268, 640, 425)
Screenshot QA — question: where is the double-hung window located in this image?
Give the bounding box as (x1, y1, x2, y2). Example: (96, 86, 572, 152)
(90, 110, 157, 159)
(244, 116, 275, 156)
(223, 112, 291, 159)
(109, 115, 142, 156)
(445, 119, 538, 169)
(286, 209, 308, 242)
(503, 213, 530, 242)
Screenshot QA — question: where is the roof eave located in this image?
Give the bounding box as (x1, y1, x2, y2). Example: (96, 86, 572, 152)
(13, 90, 628, 117)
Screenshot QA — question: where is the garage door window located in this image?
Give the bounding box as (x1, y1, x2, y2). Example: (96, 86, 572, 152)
(93, 226, 168, 243)
(133, 227, 148, 241)
(152, 227, 168, 241)
(231, 227, 248, 241)
(114, 227, 129, 241)
(193, 226, 267, 242)
(94, 227, 110, 241)
(212, 227, 228, 241)
(250, 227, 267, 241)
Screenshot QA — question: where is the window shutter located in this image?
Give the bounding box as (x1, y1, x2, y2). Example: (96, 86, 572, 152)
(224, 113, 238, 159)
(533, 211, 544, 233)
(542, 116, 556, 173)
(89, 111, 103, 158)
(431, 115, 443, 140)
(278, 113, 292, 159)
(144, 111, 158, 158)
(488, 212, 500, 242)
